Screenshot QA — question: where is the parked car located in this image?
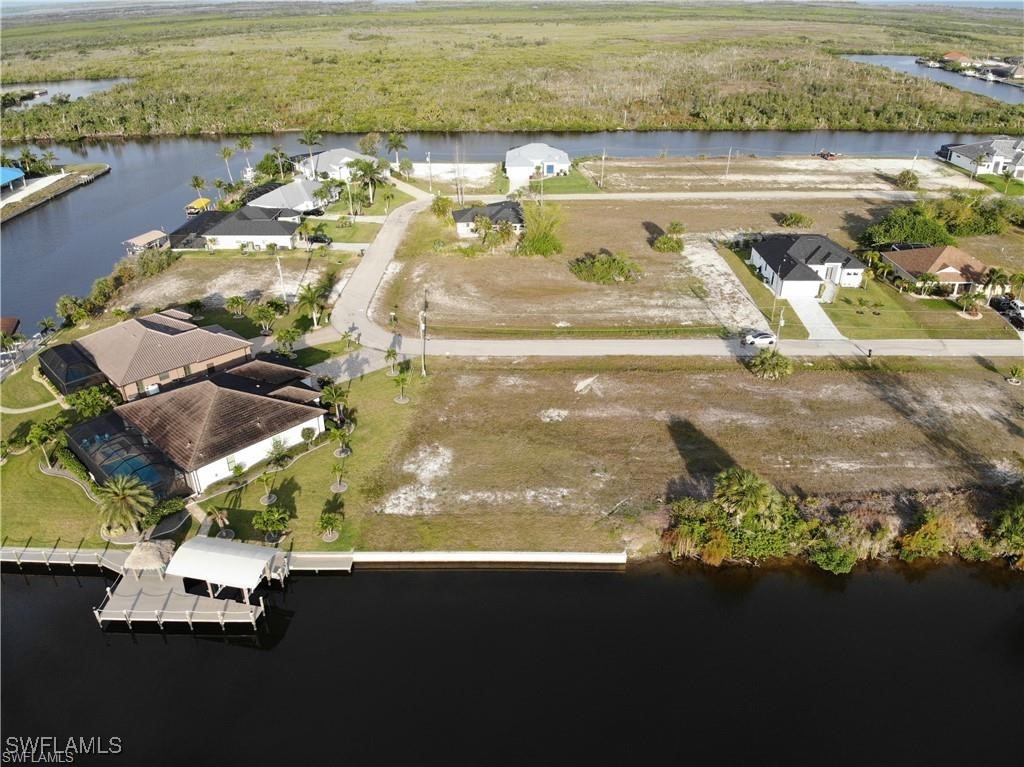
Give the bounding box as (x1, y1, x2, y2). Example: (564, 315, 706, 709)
(305, 208, 325, 217)
(990, 295, 1011, 312)
(307, 233, 332, 245)
(1009, 315, 1024, 331)
(743, 331, 777, 347)
(1009, 299, 1024, 314)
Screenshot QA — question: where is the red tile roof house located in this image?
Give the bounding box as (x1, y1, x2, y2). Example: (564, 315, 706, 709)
(881, 246, 993, 297)
(64, 309, 252, 400)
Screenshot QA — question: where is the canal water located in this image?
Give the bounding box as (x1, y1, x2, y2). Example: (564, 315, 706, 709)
(1, 78, 133, 109)
(844, 55, 1024, 105)
(0, 129, 993, 329)
(1, 562, 1021, 765)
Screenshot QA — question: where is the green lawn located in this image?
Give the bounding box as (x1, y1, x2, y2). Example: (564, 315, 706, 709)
(0, 450, 106, 548)
(976, 173, 1024, 197)
(716, 245, 810, 340)
(314, 220, 382, 243)
(823, 279, 1018, 340)
(291, 338, 358, 368)
(0, 362, 57, 409)
(196, 301, 325, 338)
(529, 169, 601, 194)
(201, 369, 423, 550)
(326, 185, 415, 217)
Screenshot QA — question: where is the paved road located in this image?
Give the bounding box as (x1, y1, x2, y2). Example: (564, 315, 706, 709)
(327, 194, 1024, 363)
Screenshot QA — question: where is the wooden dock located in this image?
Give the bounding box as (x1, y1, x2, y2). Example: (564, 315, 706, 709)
(0, 545, 128, 573)
(94, 572, 263, 629)
(286, 551, 354, 573)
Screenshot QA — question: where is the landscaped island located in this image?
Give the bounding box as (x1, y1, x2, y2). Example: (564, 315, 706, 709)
(1, 2, 1022, 141)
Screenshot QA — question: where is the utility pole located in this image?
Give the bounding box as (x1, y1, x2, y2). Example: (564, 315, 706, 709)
(426, 151, 432, 193)
(418, 291, 428, 377)
(776, 307, 785, 351)
(725, 147, 732, 181)
(910, 150, 919, 173)
(276, 254, 286, 304)
(599, 148, 606, 189)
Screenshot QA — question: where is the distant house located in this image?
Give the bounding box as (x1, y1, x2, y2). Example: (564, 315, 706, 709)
(122, 229, 169, 256)
(51, 309, 252, 400)
(203, 206, 301, 251)
(452, 200, 525, 238)
(504, 143, 571, 190)
(249, 178, 333, 213)
(110, 362, 325, 493)
(940, 135, 1024, 179)
(0, 166, 25, 190)
(881, 245, 991, 297)
(0, 317, 20, 337)
(296, 148, 385, 183)
(942, 51, 973, 64)
(750, 235, 865, 300)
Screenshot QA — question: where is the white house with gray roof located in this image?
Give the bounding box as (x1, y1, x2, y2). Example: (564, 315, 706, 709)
(249, 179, 333, 213)
(296, 148, 385, 183)
(750, 235, 865, 301)
(203, 206, 301, 251)
(504, 143, 571, 190)
(941, 136, 1024, 179)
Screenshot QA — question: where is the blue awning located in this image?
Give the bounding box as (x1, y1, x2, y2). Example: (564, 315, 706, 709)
(0, 167, 25, 185)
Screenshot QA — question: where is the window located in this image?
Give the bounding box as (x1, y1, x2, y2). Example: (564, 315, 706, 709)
(226, 456, 237, 469)
(183, 365, 192, 376)
(206, 363, 215, 374)
(158, 371, 170, 381)
(136, 381, 146, 396)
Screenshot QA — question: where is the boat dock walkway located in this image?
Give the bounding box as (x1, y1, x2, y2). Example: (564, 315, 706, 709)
(94, 572, 263, 629)
(0, 545, 128, 573)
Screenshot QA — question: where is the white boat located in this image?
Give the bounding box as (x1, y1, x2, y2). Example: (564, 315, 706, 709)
(984, 71, 998, 82)
(927, 61, 941, 69)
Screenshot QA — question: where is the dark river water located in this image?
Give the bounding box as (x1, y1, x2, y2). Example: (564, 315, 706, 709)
(845, 55, 1024, 105)
(2, 562, 1022, 766)
(0, 129, 993, 329)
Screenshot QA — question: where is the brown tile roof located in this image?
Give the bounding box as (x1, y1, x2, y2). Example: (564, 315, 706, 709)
(882, 246, 987, 284)
(116, 379, 324, 471)
(228, 358, 309, 387)
(0, 317, 20, 336)
(268, 384, 322, 404)
(73, 311, 251, 386)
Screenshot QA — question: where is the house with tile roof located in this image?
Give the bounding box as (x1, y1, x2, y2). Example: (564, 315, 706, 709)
(296, 147, 384, 183)
(52, 310, 252, 400)
(452, 200, 525, 238)
(68, 360, 325, 494)
(203, 206, 302, 251)
(881, 245, 992, 297)
(749, 235, 866, 300)
(248, 179, 332, 213)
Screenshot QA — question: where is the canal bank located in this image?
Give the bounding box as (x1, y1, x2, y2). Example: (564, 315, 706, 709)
(0, 163, 110, 223)
(2, 561, 1021, 764)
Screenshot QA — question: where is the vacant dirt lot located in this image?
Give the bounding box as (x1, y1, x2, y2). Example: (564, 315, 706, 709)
(367, 359, 1023, 554)
(377, 199, 895, 336)
(115, 252, 351, 311)
(579, 156, 969, 194)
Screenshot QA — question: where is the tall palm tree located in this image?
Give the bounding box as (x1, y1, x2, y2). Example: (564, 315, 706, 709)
(916, 272, 939, 296)
(385, 346, 398, 375)
(41, 149, 58, 173)
(225, 295, 248, 317)
(219, 147, 235, 183)
(873, 261, 894, 282)
(385, 132, 407, 166)
(349, 159, 387, 204)
(1009, 272, 1024, 299)
(271, 144, 286, 179)
(236, 135, 253, 168)
(190, 175, 206, 200)
(95, 475, 154, 534)
(212, 178, 227, 201)
(37, 316, 56, 335)
(713, 467, 776, 526)
(18, 148, 37, 173)
(299, 128, 322, 164)
(296, 281, 328, 328)
(958, 290, 985, 317)
(320, 383, 348, 421)
(380, 185, 396, 214)
(983, 266, 1009, 297)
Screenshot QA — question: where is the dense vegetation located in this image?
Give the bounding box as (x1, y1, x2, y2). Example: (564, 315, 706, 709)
(569, 251, 642, 284)
(2, 2, 1022, 140)
(665, 468, 1024, 573)
(860, 192, 1022, 248)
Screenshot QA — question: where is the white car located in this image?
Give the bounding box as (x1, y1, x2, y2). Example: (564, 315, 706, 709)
(743, 331, 777, 348)
(1009, 299, 1024, 314)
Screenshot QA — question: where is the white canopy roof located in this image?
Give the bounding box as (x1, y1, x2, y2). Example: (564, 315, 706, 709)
(165, 536, 277, 591)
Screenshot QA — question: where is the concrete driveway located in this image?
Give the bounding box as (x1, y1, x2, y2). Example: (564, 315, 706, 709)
(786, 298, 845, 340)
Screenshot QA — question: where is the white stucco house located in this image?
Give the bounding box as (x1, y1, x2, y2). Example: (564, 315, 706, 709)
(203, 206, 301, 251)
(940, 135, 1024, 179)
(115, 359, 326, 494)
(504, 143, 571, 190)
(249, 178, 332, 213)
(750, 235, 865, 300)
(297, 148, 387, 183)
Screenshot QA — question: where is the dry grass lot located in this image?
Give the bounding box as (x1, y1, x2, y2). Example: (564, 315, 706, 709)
(366, 358, 1023, 554)
(960, 229, 1024, 274)
(114, 251, 349, 312)
(378, 199, 897, 338)
(578, 156, 971, 194)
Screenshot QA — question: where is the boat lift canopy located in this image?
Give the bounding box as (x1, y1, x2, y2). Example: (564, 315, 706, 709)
(165, 536, 277, 591)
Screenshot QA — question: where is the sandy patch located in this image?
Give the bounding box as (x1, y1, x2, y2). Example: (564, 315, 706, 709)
(379, 444, 453, 515)
(540, 408, 568, 422)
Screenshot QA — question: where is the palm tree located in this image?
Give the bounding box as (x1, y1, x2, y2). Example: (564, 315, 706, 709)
(983, 266, 1009, 297)
(190, 175, 206, 200)
(971, 152, 990, 184)
(26, 421, 55, 468)
(1003, 169, 1015, 194)
(236, 135, 253, 168)
(393, 371, 410, 403)
(275, 326, 301, 356)
(296, 282, 328, 328)
(380, 185, 396, 214)
(713, 467, 776, 526)
(385, 132, 407, 166)
(349, 158, 387, 204)
(219, 147, 235, 183)
(873, 261, 894, 282)
(250, 303, 277, 334)
(747, 348, 793, 380)
(299, 128, 322, 164)
(320, 383, 348, 421)
(473, 215, 494, 246)
(225, 295, 248, 317)
(41, 150, 58, 173)
(271, 144, 286, 179)
(916, 272, 939, 296)
(212, 178, 227, 201)
(958, 290, 985, 317)
(385, 347, 398, 375)
(37, 316, 56, 335)
(1009, 272, 1024, 299)
(95, 475, 155, 534)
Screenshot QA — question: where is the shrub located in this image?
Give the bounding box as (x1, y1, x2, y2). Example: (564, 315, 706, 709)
(898, 510, 952, 562)
(861, 204, 956, 247)
(518, 202, 563, 257)
(747, 349, 793, 380)
(990, 501, 1024, 557)
(141, 497, 186, 529)
(652, 234, 684, 252)
(957, 540, 993, 562)
(895, 170, 919, 190)
(430, 195, 454, 223)
(809, 538, 858, 574)
(779, 212, 813, 228)
(51, 446, 94, 486)
(569, 251, 642, 284)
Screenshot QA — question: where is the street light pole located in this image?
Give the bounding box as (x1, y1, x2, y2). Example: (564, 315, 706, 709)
(426, 152, 432, 193)
(419, 290, 428, 377)
(276, 254, 286, 304)
(776, 307, 785, 352)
